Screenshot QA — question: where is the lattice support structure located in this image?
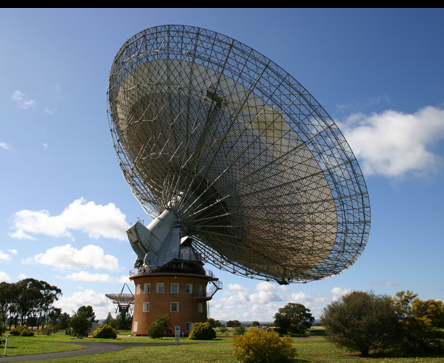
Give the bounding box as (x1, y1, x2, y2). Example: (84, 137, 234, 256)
(107, 24, 371, 284)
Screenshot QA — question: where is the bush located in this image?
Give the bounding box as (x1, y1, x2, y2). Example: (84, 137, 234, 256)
(188, 322, 216, 340)
(234, 325, 246, 336)
(93, 324, 117, 339)
(20, 328, 35, 336)
(219, 324, 228, 336)
(146, 314, 172, 339)
(233, 328, 297, 363)
(10, 325, 35, 336)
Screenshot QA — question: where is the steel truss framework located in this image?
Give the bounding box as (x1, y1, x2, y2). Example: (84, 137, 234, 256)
(107, 24, 371, 284)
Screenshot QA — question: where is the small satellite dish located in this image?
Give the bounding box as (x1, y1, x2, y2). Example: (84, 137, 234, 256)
(107, 24, 370, 285)
(105, 283, 134, 315)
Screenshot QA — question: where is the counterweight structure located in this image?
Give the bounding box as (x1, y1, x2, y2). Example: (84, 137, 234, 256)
(107, 24, 371, 286)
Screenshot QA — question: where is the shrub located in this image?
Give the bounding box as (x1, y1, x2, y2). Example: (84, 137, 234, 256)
(188, 322, 216, 340)
(93, 324, 117, 339)
(20, 327, 35, 336)
(233, 328, 296, 363)
(10, 325, 34, 336)
(234, 325, 246, 336)
(146, 314, 172, 339)
(219, 324, 228, 336)
(11, 325, 35, 336)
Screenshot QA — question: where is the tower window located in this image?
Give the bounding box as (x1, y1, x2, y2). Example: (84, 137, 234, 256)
(144, 283, 150, 293)
(156, 283, 164, 293)
(143, 302, 150, 312)
(185, 283, 192, 294)
(171, 283, 179, 293)
(170, 302, 179, 312)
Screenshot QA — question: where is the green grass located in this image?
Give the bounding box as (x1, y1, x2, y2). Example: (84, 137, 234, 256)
(2, 332, 444, 362)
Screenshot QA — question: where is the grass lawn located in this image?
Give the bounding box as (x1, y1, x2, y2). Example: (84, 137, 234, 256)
(2, 331, 444, 362)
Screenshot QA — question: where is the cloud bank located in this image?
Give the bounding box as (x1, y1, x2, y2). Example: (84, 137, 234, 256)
(210, 281, 353, 322)
(338, 105, 444, 178)
(54, 289, 116, 319)
(22, 244, 119, 272)
(10, 198, 129, 241)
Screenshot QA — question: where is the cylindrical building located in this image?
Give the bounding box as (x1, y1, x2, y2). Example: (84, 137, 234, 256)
(129, 252, 222, 336)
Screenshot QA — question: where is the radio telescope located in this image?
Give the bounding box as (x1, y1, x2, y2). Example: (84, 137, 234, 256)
(105, 283, 134, 316)
(107, 24, 370, 286)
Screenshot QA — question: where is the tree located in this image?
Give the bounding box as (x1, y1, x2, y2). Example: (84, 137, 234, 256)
(251, 321, 260, 327)
(274, 302, 314, 336)
(58, 312, 71, 330)
(234, 325, 246, 336)
(226, 320, 241, 327)
(0, 282, 16, 326)
(103, 312, 119, 330)
(393, 290, 444, 351)
(207, 318, 221, 328)
(69, 305, 96, 337)
(146, 314, 172, 339)
(321, 291, 400, 357)
(6, 279, 62, 329)
(219, 324, 228, 336)
(116, 311, 132, 330)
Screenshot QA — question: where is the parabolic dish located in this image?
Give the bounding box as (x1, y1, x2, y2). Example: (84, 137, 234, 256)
(107, 24, 371, 284)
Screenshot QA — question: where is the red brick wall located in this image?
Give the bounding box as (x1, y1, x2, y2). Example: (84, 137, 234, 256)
(130, 273, 210, 336)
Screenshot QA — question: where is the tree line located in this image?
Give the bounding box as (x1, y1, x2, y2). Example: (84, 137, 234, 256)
(0, 279, 62, 330)
(320, 290, 444, 356)
(0, 278, 132, 335)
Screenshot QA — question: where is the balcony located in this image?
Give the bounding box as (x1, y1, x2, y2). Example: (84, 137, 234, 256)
(129, 265, 216, 279)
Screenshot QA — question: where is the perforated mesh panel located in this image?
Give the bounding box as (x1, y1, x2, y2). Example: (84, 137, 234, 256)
(107, 25, 370, 283)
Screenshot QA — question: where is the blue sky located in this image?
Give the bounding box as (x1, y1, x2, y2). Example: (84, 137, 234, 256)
(1, 8, 444, 322)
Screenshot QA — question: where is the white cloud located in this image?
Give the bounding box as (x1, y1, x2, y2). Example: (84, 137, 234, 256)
(255, 281, 278, 292)
(210, 282, 355, 322)
(23, 244, 119, 272)
(289, 291, 313, 305)
(10, 198, 129, 241)
(0, 250, 11, 262)
(65, 271, 112, 283)
(338, 105, 444, 178)
(372, 280, 402, 287)
(17, 273, 27, 279)
(249, 291, 282, 304)
(53, 289, 116, 319)
(8, 249, 18, 255)
(0, 271, 11, 283)
(228, 283, 249, 292)
(10, 90, 36, 109)
(119, 275, 131, 284)
(0, 142, 13, 151)
(331, 287, 352, 301)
